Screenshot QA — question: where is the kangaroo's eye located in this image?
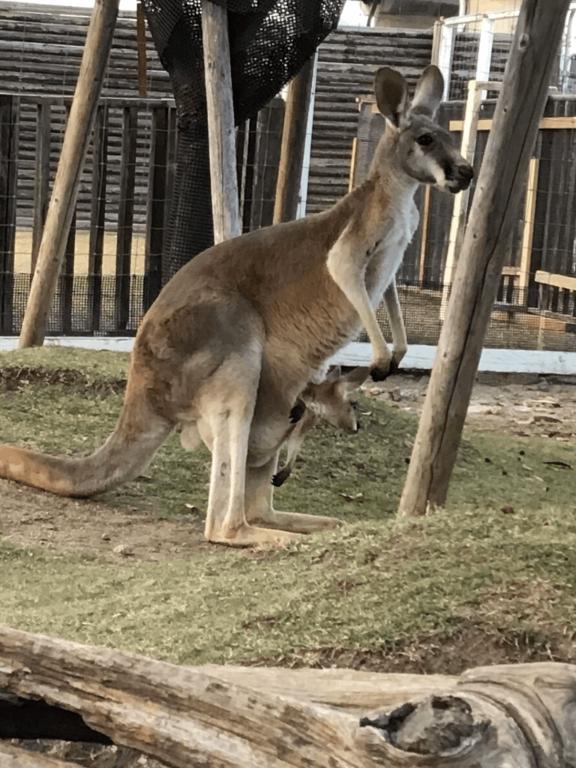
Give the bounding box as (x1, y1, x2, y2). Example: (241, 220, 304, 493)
(351, 401, 359, 411)
(417, 134, 434, 147)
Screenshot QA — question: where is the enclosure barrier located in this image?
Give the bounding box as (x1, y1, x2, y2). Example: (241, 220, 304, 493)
(1, 626, 576, 767)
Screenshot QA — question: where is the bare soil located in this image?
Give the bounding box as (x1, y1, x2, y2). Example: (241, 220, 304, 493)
(0, 482, 206, 562)
(365, 373, 576, 442)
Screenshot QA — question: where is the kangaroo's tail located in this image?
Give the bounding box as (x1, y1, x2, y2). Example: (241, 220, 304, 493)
(0, 385, 173, 498)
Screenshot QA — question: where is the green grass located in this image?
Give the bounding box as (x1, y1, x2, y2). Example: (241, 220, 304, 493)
(1, 347, 576, 670)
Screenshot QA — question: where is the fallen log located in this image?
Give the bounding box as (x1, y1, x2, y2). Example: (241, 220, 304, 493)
(0, 694, 111, 743)
(1, 626, 575, 768)
(0, 742, 83, 767)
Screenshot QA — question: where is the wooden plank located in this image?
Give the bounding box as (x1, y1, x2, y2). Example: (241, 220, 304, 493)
(87, 103, 108, 332)
(0, 93, 18, 334)
(241, 116, 257, 233)
(144, 105, 168, 310)
(273, 57, 315, 223)
(62, 209, 76, 334)
(418, 186, 432, 284)
(449, 116, 576, 131)
(248, 100, 284, 230)
(441, 79, 484, 313)
(535, 270, 576, 291)
(398, 0, 573, 518)
(201, 0, 240, 242)
(18, 0, 120, 348)
(115, 104, 138, 330)
(136, 0, 147, 97)
(518, 158, 540, 301)
(31, 99, 51, 274)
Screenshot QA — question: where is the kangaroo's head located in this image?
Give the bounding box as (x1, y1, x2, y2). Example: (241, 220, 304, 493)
(373, 65, 473, 194)
(302, 366, 370, 433)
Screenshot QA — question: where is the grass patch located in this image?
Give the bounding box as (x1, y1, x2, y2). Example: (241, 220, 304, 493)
(1, 347, 576, 670)
(2, 508, 576, 669)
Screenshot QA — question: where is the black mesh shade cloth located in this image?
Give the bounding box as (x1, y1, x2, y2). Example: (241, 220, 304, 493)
(141, 0, 345, 282)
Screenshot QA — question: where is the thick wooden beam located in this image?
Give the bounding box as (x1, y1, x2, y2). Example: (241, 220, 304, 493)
(273, 57, 315, 224)
(201, 0, 241, 243)
(18, 0, 119, 348)
(398, 0, 572, 518)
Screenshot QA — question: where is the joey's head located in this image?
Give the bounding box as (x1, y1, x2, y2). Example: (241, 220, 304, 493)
(373, 65, 473, 194)
(302, 366, 370, 433)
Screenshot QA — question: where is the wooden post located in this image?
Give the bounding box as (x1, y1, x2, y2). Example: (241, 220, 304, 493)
(18, 0, 119, 348)
(273, 57, 315, 224)
(517, 157, 540, 303)
(201, 0, 241, 243)
(398, 0, 571, 518)
(136, 0, 148, 98)
(0, 94, 18, 334)
(440, 79, 499, 318)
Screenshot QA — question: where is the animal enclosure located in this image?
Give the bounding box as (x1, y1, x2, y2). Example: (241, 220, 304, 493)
(0, 5, 575, 356)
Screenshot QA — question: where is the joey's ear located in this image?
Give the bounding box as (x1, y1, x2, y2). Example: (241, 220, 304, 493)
(374, 67, 408, 127)
(410, 65, 444, 117)
(339, 366, 371, 393)
(325, 365, 342, 383)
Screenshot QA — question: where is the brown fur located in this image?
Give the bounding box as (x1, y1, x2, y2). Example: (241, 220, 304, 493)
(0, 66, 471, 546)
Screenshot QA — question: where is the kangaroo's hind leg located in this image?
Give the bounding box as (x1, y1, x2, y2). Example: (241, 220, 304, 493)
(202, 356, 301, 548)
(245, 453, 341, 534)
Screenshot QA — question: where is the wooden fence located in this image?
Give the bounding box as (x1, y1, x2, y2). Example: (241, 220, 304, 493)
(0, 92, 284, 336)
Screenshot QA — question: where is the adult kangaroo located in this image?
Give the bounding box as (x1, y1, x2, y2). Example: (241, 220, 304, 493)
(0, 66, 473, 546)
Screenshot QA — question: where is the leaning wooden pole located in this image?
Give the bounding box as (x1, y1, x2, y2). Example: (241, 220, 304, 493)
(201, 0, 241, 243)
(18, 0, 119, 349)
(398, 0, 571, 518)
(273, 57, 315, 224)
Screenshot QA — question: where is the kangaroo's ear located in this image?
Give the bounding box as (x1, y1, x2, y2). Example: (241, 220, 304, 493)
(325, 365, 342, 383)
(339, 366, 371, 393)
(374, 67, 409, 128)
(410, 65, 444, 117)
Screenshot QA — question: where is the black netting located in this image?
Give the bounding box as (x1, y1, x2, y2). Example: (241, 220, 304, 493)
(141, 0, 344, 282)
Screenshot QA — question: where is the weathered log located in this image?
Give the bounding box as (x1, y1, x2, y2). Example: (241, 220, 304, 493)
(0, 743, 83, 767)
(2, 627, 576, 768)
(0, 694, 111, 743)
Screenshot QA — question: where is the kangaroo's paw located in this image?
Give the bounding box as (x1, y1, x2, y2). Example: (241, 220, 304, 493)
(272, 466, 291, 487)
(208, 523, 301, 548)
(251, 511, 342, 534)
(370, 355, 402, 381)
(289, 399, 306, 424)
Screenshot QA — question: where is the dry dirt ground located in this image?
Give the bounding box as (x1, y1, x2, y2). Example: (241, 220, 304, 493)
(367, 373, 576, 442)
(2, 373, 575, 563)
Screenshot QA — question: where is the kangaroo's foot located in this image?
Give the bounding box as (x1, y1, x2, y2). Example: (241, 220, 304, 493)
(251, 510, 342, 534)
(207, 522, 301, 548)
(370, 356, 400, 381)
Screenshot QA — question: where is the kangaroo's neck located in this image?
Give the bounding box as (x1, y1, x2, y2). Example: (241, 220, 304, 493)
(368, 126, 418, 204)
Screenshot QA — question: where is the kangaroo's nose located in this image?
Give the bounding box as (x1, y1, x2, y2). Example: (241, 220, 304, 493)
(457, 164, 474, 182)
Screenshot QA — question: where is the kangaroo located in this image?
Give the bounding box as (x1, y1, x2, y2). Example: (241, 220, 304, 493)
(272, 366, 370, 488)
(0, 65, 472, 547)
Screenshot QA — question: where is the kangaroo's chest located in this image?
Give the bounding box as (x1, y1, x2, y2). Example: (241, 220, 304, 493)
(366, 200, 419, 303)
